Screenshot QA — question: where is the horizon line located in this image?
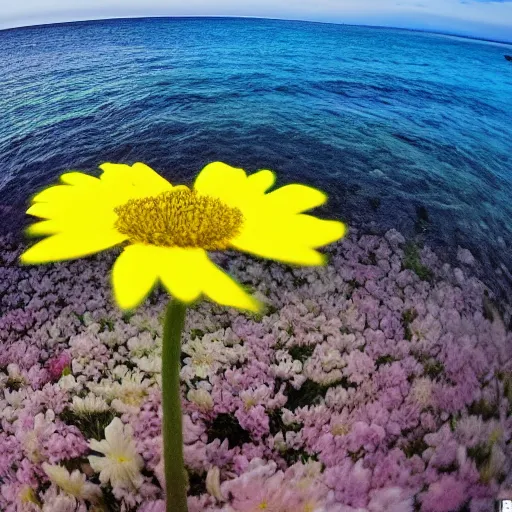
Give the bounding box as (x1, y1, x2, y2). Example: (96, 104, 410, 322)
(1, 15, 512, 46)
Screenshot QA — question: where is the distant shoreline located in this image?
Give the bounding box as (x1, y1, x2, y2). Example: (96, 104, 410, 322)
(1, 16, 511, 47)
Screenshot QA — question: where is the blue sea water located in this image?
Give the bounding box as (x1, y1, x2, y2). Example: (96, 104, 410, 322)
(0, 18, 511, 296)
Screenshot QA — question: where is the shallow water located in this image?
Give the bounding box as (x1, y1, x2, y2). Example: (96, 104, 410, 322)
(0, 18, 511, 299)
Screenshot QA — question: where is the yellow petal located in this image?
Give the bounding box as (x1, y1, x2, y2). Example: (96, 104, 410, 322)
(59, 172, 101, 187)
(264, 184, 327, 214)
(20, 230, 127, 264)
(25, 220, 62, 236)
(31, 184, 93, 205)
(246, 170, 276, 194)
(143, 245, 260, 312)
(26, 200, 118, 233)
(229, 211, 343, 266)
(111, 244, 159, 310)
(230, 232, 327, 266)
(99, 162, 173, 198)
(156, 247, 203, 303)
(27, 177, 117, 228)
(198, 257, 262, 312)
(287, 215, 347, 247)
(193, 162, 249, 208)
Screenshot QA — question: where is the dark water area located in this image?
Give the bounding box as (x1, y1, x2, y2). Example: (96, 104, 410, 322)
(1, 17, 511, 300)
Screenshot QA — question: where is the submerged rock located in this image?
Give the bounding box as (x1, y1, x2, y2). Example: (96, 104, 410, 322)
(505, 55, 512, 62)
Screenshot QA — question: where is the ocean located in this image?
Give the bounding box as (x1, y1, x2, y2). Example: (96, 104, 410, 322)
(1, 17, 511, 298)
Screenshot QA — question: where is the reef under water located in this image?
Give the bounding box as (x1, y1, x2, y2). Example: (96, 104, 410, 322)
(1, 226, 511, 511)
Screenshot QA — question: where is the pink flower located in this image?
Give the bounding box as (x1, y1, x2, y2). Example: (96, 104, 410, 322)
(47, 353, 71, 381)
(420, 475, 467, 512)
(343, 351, 375, 384)
(368, 487, 414, 512)
(324, 459, 372, 508)
(234, 405, 269, 439)
(347, 422, 385, 453)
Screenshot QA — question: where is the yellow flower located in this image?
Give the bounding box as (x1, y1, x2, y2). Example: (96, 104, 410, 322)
(20, 162, 346, 312)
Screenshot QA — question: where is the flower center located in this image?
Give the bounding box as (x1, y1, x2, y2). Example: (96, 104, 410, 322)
(114, 187, 244, 250)
(331, 423, 349, 436)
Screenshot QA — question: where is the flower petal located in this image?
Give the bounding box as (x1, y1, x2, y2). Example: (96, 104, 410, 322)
(155, 247, 203, 303)
(193, 162, 249, 208)
(20, 230, 127, 264)
(246, 169, 276, 194)
(25, 220, 63, 236)
(59, 172, 101, 187)
(111, 245, 159, 310)
(151, 245, 260, 311)
(263, 184, 327, 214)
(230, 231, 327, 266)
(99, 162, 173, 198)
(26, 202, 118, 233)
(31, 182, 97, 205)
(286, 215, 347, 247)
(27, 176, 120, 233)
(198, 257, 262, 312)
(229, 211, 343, 265)
(25, 163, 171, 237)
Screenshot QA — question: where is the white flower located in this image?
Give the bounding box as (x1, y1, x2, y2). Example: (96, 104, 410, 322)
(181, 339, 246, 381)
(127, 332, 157, 357)
(42, 463, 102, 502)
(325, 386, 350, 410)
(71, 394, 110, 415)
(182, 339, 228, 379)
(281, 408, 297, 426)
(19, 485, 41, 507)
(240, 385, 272, 410)
(111, 365, 130, 380)
(7, 363, 20, 376)
(42, 493, 82, 512)
(98, 329, 124, 348)
(130, 314, 161, 335)
(88, 417, 144, 490)
(110, 373, 152, 413)
(132, 355, 161, 373)
(303, 344, 345, 386)
(6, 363, 26, 387)
(90, 370, 152, 412)
(4, 388, 27, 407)
(58, 375, 79, 391)
(22, 411, 56, 463)
(206, 466, 224, 501)
(187, 388, 214, 411)
(271, 350, 303, 379)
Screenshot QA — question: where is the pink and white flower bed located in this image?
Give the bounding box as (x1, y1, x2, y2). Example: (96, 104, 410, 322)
(0, 228, 511, 511)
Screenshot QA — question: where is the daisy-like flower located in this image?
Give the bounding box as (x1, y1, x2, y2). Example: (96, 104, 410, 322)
(187, 388, 214, 411)
(88, 417, 144, 490)
(42, 463, 102, 502)
(71, 393, 110, 415)
(19, 162, 346, 311)
(89, 371, 153, 413)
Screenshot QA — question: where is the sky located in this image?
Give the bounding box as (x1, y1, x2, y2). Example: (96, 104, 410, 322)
(0, 0, 511, 42)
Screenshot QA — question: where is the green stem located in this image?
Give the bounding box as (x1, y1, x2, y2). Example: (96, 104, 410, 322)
(162, 299, 188, 512)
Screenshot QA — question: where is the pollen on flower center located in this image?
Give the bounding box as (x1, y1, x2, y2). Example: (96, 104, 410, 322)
(114, 187, 244, 250)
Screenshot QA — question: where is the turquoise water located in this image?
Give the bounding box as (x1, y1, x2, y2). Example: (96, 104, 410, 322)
(0, 18, 511, 295)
